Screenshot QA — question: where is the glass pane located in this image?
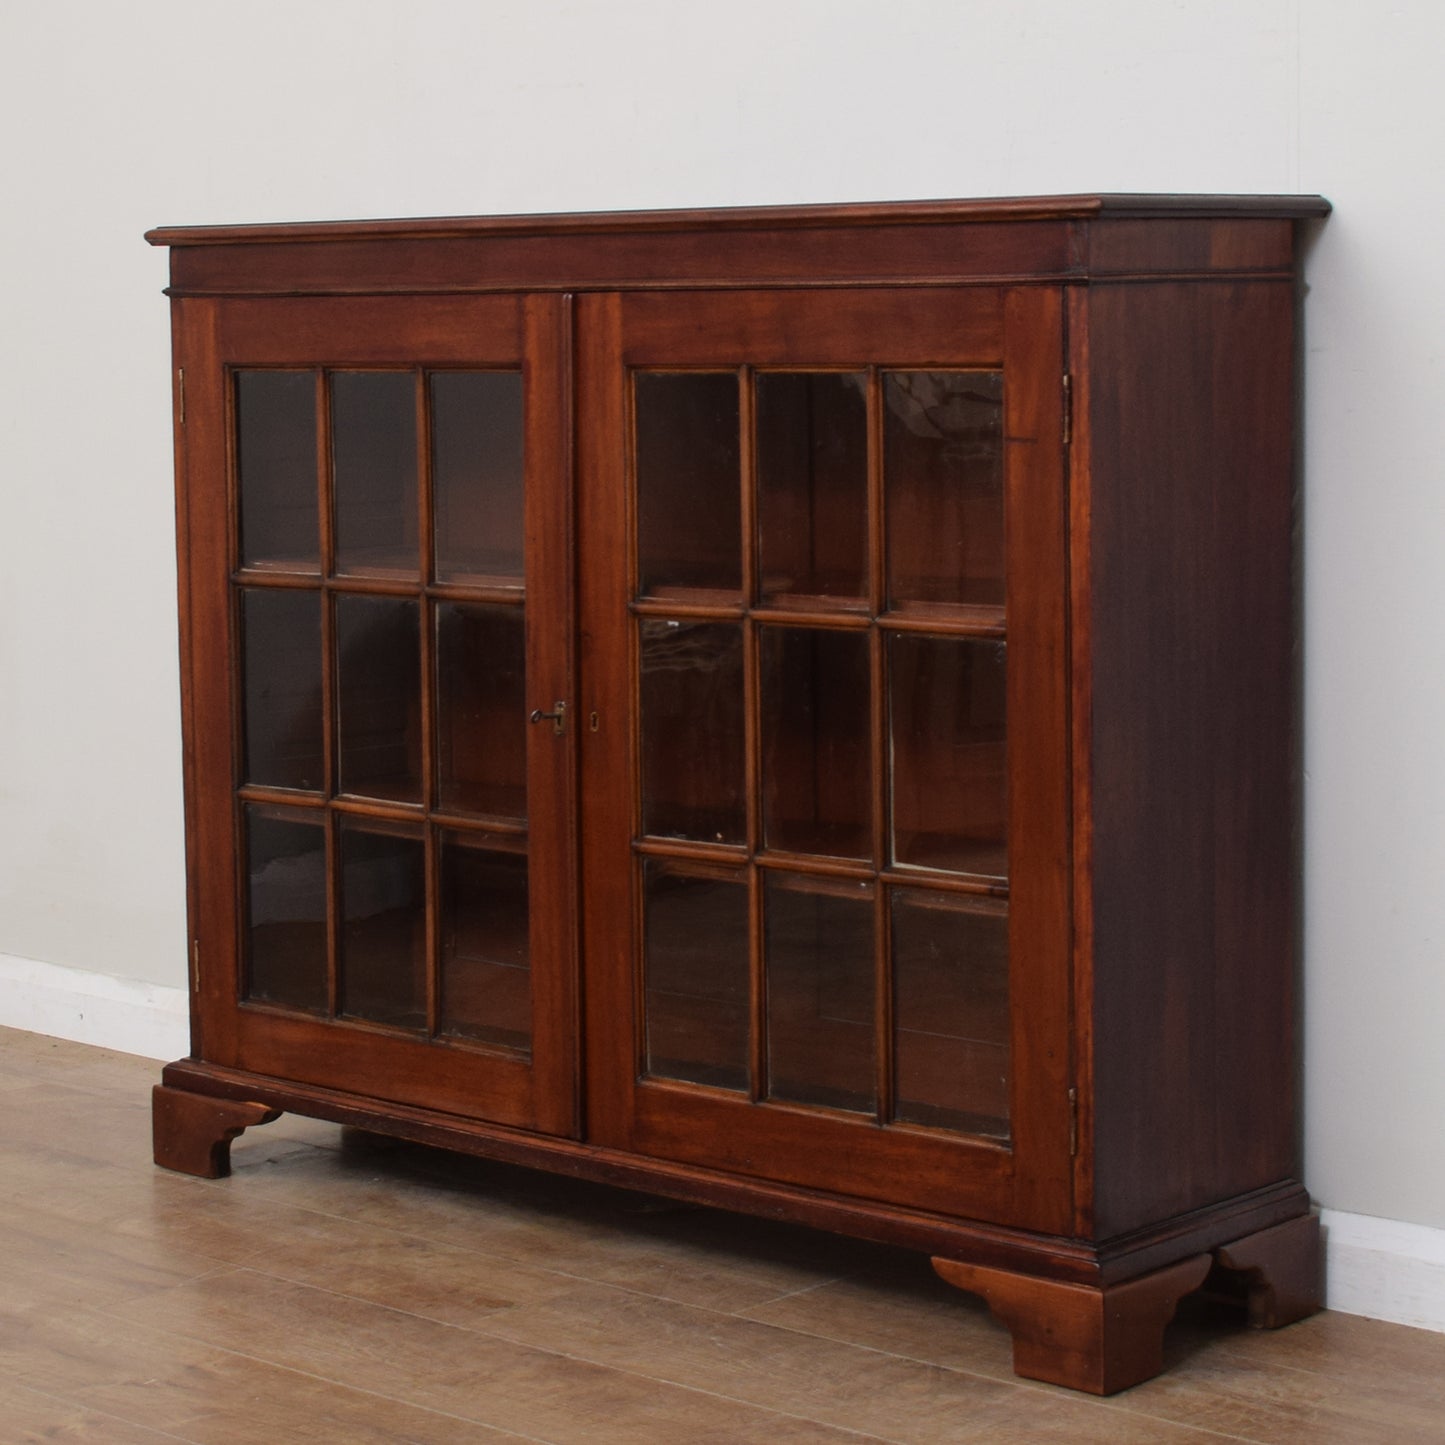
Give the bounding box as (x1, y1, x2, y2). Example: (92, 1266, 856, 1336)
(431, 371, 525, 583)
(893, 889, 1009, 1136)
(889, 633, 1006, 878)
(765, 874, 874, 1113)
(338, 819, 426, 1029)
(640, 619, 745, 844)
(635, 372, 741, 595)
(336, 595, 422, 802)
(436, 603, 526, 820)
(332, 372, 419, 577)
(760, 627, 871, 860)
(236, 370, 319, 570)
(884, 371, 1004, 607)
(241, 588, 324, 791)
(440, 835, 530, 1052)
(756, 372, 867, 602)
(644, 861, 749, 1091)
(243, 805, 327, 1013)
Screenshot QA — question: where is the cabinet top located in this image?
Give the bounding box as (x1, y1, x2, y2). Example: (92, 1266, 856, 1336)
(146, 194, 1330, 248)
(147, 194, 1330, 296)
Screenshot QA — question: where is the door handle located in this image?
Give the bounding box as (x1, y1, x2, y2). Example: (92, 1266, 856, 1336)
(529, 700, 567, 736)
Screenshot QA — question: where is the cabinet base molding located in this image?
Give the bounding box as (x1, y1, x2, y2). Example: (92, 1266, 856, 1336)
(154, 1062, 1317, 1299)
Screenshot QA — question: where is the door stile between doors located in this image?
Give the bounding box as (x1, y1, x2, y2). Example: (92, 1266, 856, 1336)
(521, 293, 582, 1138)
(575, 286, 1074, 1233)
(177, 292, 581, 1137)
(576, 291, 636, 1139)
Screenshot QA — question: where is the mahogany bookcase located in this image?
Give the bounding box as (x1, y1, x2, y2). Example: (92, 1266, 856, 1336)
(148, 194, 1329, 1393)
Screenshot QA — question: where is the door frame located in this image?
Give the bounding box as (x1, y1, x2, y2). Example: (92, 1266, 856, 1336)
(174, 292, 580, 1136)
(575, 285, 1074, 1232)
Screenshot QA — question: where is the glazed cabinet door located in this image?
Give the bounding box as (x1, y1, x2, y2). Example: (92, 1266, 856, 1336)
(577, 287, 1072, 1230)
(175, 294, 578, 1136)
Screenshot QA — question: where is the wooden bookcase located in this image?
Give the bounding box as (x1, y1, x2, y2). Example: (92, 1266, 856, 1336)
(148, 194, 1329, 1394)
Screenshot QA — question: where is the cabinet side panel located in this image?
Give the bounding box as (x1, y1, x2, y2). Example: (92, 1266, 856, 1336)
(1084, 279, 1299, 1239)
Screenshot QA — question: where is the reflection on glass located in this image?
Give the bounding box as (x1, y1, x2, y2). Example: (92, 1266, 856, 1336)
(892, 889, 1009, 1136)
(757, 372, 868, 602)
(760, 626, 871, 860)
(236, 370, 319, 570)
(338, 819, 426, 1029)
(884, 371, 1004, 607)
(644, 861, 749, 1091)
(243, 805, 327, 1013)
(440, 835, 530, 1053)
(431, 371, 525, 582)
(332, 371, 418, 577)
(889, 633, 1006, 877)
(241, 588, 324, 791)
(765, 874, 874, 1113)
(635, 372, 741, 595)
(336, 594, 422, 802)
(640, 619, 745, 843)
(436, 603, 526, 820)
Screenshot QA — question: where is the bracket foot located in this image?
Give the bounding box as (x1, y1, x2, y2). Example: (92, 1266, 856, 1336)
(152, 1084, 280, 1178)
(932, 1253, 1212, 1394)
(1213, 1214, 1323, 1328)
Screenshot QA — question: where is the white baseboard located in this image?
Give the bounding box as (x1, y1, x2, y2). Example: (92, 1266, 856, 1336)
(2, 953, 1443, 1334)
(0, 952, 189, 1061)
(1320, 1208, 1445, 1333)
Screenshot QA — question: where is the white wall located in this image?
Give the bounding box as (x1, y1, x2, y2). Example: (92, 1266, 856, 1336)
(2, 0, 1442, 1239)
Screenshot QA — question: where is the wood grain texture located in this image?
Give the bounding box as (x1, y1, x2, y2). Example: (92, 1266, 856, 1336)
(152, 199, 1326, 1398)
(150, 199, 1328, 301)
(567, 282, 1074, 1230)
(157, 1055, 1306, 1290)
(162, 223, 1073, 298)
(11, 1031, 1445, 1445)
(151, 1085, 279, 1178)
(146, 192, 1331, 248)
(1084, 218, 1296, 275)
(933, 1253, 1213, 1394)
(1080, 278, 1302, 1239)
(1214, 1213, 1323, 1327)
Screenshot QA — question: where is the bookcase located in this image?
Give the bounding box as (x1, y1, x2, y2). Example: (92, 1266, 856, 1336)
(149, 194, 1329, 1392)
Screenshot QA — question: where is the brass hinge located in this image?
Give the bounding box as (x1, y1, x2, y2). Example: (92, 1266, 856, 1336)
(190, 939, 200, 991)
(1061, 372, 1073, 447)
(1068, 1086, 1079, 1156)
(177, 368, 186, 425)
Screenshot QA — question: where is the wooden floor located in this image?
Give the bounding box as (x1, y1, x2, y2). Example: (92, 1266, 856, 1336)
(4, 1028, 1444, 1445)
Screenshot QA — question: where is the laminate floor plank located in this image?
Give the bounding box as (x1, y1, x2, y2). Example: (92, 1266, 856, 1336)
(6, 1028, 1445, 1445)
(3, 1199, 230, 1319)
(744, 1264, 1445, 1443)
(226, 1132, 850, 1314)
(96, 1267, 886, 1444)
(464, 1280, 1227, 1444)
(1, 1310, 537, 1444)
(0, 1026, 164, 1094)
(5, 1155, 580, 1329)
(1173, 1298, 1445, 1389)
(0, 1379, 190, 1444)
(208, 1209, 590, 1329)
(743, 1264, 1019, 1376)
(1100, 1342, 1445, 1445)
